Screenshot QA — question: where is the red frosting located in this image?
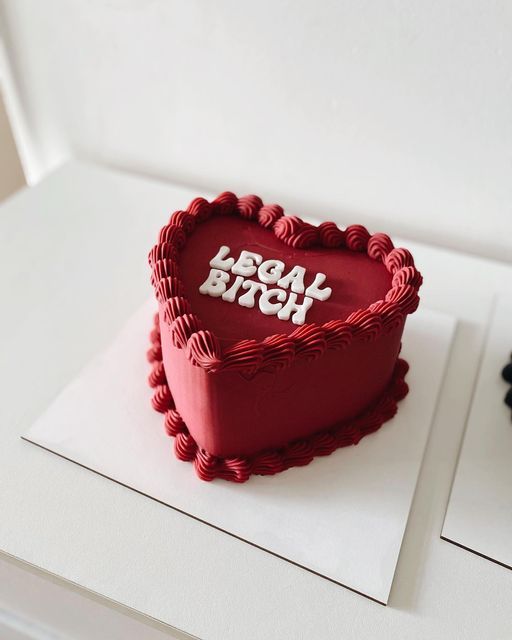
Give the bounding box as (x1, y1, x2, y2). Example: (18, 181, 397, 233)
(148, 313, 410, 482)
(148, 192, 422, 480)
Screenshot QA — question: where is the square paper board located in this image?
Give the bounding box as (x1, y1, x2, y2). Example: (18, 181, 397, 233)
(24, 302, 455, 603)
(442, 295, 512, 569)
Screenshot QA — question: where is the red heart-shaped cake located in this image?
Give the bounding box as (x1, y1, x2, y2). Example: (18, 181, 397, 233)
(148, 192, 422, 482)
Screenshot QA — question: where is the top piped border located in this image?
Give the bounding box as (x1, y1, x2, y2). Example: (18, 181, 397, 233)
(148, 192, 422, 376)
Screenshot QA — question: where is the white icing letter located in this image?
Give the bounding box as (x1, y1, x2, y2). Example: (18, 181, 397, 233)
(277, 265, 306, 294)
(258, 259, 285, 284)
(305, 272, 332, 301)
(232, 250, 263, 277)
(259, 288, 287, 315)
(199, 268, 230, 297)
(238, 280, 267, 308)
(209, 245, 235, 271)
(277, 293, 314, 325)
(222, 275, 245, 302)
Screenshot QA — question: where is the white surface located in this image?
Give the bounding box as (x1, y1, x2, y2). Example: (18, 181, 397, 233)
(0, 555, 187, 640)
(2, 161, 512, 639)
(24, 302, 454, 604)
(2, 1, 512, 261)
(442, 295, 512, 569)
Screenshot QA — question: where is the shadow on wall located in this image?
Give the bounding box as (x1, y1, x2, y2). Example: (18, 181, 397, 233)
(0, 90, 25, 202)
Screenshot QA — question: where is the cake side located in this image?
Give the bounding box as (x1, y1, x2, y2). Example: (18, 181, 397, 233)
(149, 312, 410, 482)
(160, 315, 405, 458)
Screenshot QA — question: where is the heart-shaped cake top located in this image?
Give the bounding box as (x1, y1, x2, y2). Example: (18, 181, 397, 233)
(149, 192, 422, 375)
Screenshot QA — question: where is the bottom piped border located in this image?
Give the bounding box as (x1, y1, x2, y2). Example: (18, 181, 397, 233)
(148, 313, 410, 483)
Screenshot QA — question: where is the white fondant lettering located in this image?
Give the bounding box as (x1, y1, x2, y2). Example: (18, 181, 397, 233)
(200, 246, 332, 325)
(258, 259, 285, 284)
(199, 268, 230, 297)
(232, 250, 263, 277)
(304, 272, 332, 301)
(277, 265, 306, 294)
(277, 293, 314, 325)
(221, 275, 244, 302)
(259, 288, 287, 315)
(209, 245, 235, 271)
(238, 280, 267, 308)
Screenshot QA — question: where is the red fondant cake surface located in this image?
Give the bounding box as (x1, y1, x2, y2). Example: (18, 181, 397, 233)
(179, 216, 393, 342)
(148, 192, 422, 481)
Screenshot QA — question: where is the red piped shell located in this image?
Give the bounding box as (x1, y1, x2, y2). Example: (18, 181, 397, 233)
(290, 324, 326, 361)
(258, 204, 284, 228)
(385, 248, 415, 273)
(345, 225, 370, 251)
(222, 339, 264, 373)
(261, 334, 295, 371)
(346, 309, 383, 342)
(385, 284, 419, 314)
(318, 221, 345, 248)
(162, 296, 192, 324)
(148, 242, 179, 266)
(170, 210, 196, 235)
(367, 233, 394, 262)
(212, 191, 238, 216)
(370, 300, 404, 332)
(148, 361, 166, 388)
(187, 197, 212, 221)
(186, 330, 222, 371)
(237, 194, 263, 220)
(151, 259, 180, 286)
(165, 408, 185, 437)
(151, 384, 174, 413)
(169, 313, 202, 349)
(322, 319, 352, 350)
(392, 266, 423, 289)
(174, 431, 197, 461)
(158, 224, 186, 248)
(155, 277, 185, 302)
(274, 216, 319, 248)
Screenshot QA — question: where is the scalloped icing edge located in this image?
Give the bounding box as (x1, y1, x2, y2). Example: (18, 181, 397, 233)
(149, 192, 422, 375)
(148, 313, 410, 483)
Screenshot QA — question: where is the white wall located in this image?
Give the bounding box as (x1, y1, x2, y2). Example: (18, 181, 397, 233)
(1, 0, 511, 261)
(0, 90, 25, 201)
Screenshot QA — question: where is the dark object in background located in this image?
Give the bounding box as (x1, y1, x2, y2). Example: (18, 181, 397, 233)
(502, 361, 512, 385)
(505, 388, 512, 410)
(502, 354, 512, 412)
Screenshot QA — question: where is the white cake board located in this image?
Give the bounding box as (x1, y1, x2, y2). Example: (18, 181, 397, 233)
(442, 295, 512, 569)
(24, 301, 455, 604)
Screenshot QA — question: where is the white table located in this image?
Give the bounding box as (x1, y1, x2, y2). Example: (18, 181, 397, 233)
(1, 161, 512, 640)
